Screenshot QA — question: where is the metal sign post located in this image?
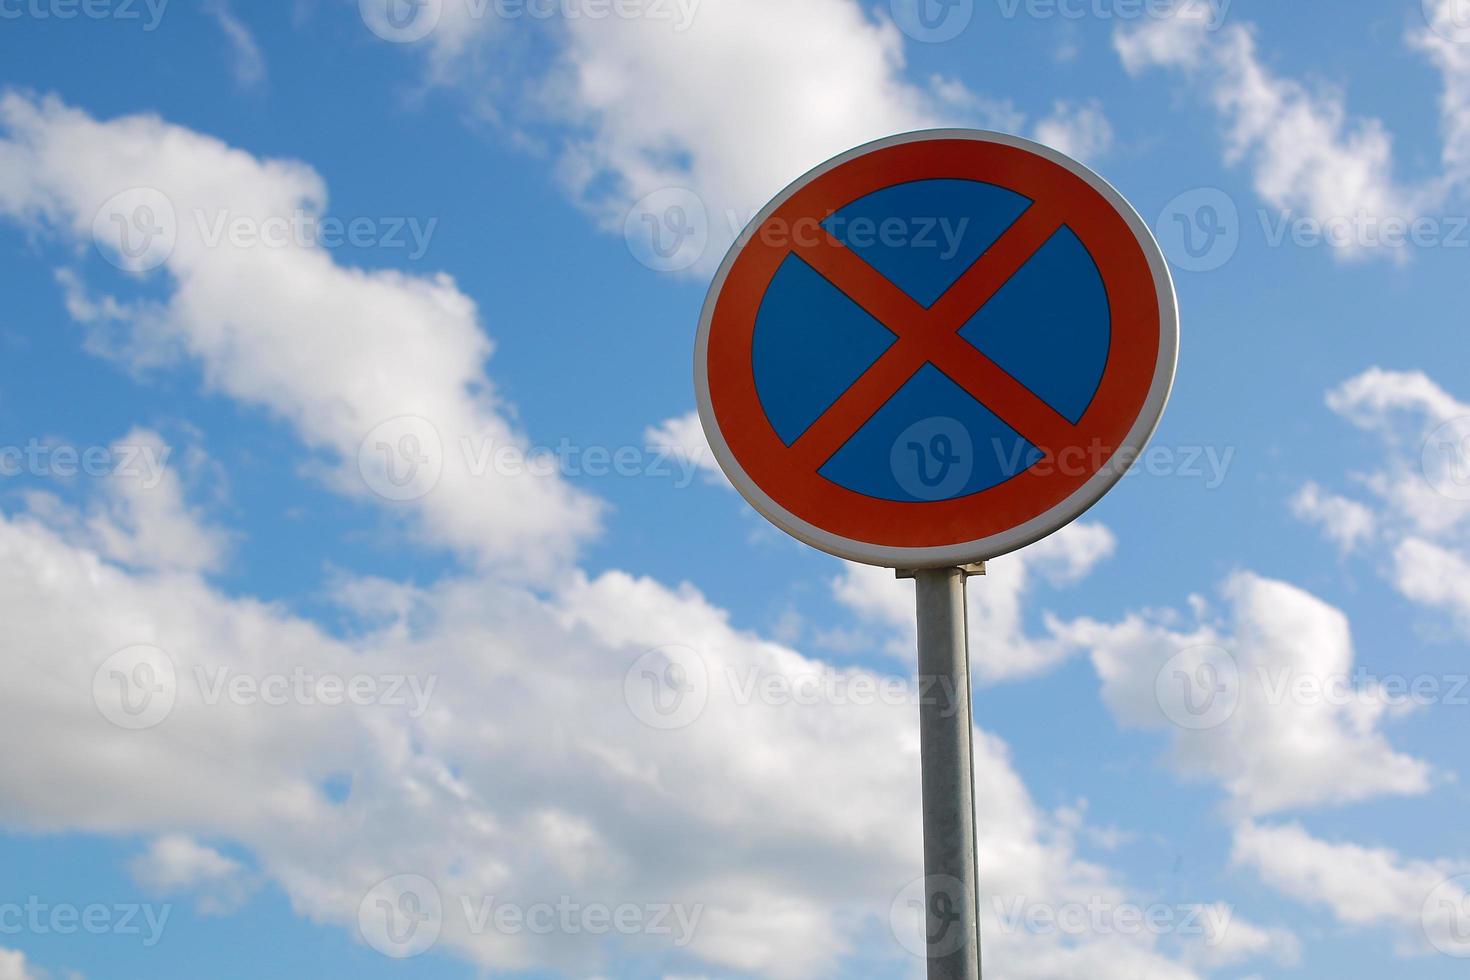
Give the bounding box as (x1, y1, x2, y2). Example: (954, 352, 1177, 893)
(694, 130, 1178, 976)
(904, 564, 985, 978)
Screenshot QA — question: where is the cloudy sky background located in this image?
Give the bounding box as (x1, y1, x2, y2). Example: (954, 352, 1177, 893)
(0, 0, 1468, 976)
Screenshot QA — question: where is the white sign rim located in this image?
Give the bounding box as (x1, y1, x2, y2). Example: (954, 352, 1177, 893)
(693, 128, 1180, 569)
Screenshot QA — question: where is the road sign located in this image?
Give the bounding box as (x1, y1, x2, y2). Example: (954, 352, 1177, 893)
(695, 129, 1178, 568)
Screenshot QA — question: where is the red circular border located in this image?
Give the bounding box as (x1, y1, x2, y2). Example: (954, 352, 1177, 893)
(705, 138, 1161, 550)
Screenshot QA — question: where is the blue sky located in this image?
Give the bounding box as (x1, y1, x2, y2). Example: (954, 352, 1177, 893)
(0, 0, 1468, 977)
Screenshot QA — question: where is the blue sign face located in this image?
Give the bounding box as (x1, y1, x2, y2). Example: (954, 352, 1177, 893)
(750, 176, 1112, 504)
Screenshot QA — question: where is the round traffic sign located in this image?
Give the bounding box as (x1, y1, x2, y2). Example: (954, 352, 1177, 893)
(695, 130, 1178, 568)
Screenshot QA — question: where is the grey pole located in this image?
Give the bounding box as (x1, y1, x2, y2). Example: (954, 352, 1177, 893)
(908, 565, 984, 980)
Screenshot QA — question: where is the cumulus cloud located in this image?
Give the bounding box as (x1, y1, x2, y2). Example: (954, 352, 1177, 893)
(0, 949, 39, 980)
(1328, 367, 1470, 434)
(1233, 821, 1468, 958)
(1179, 902, 1300, 971)
(0, 92, 600, 579)
(17, 427, 230, 575)
(133, 834, 245, 889)
(1295, 368, 1470, 634)
(642, 411, 724, 485)
(0, 493, 1219, 978)
(1391, 536, 1470, 635)
(372, 0, 1113, 275)
(1058, 572, 1432, 815)
(1115, 4, 1470, 260)
(1290, 481, 1376, 554)
(1033, 100, 1115, 164)
(544, 0, 937, 246)
(1322, 367, 1470, 537)
(1413, 0, 1470, 185)
(131, 834, 255, 914)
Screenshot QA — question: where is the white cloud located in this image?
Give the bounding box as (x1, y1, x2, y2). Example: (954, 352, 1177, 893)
(1290, 481, 1376, 554)
(1414, 0, 1470, 184)
(0, 92, 600, 579)
(1323, 369, 1470, 535)
(1323, 368, 1470, 537)
(1059, 572, 1432, 814)
(1300, 368, 1470, 633)
(79, 428, 228, 574)
(1180, 903, 1301, 970)
(831, 522, 1116, 682)
(1112, 4, 1212, 70)
(0, 949, 39, 980)
(0, 491, 1213, 978)
(643, 411, 724, 485)
(1326, 367, 1470, 441)
(544, 0, 939, 271)
(1033, 100, 1115, 163)
(1232, 821, 1466, 957)
(131, 834, 255, 914)
(1115, 7, 1470, 260)
(1392, 536, 1470, 634)
(205, 0, 267, 90)
(375, 0, 517, 84)
(985, 937, 1201, 980)
(929, 75, 1027, 132)
(133, 834, 244, 888)
(377, 0, 1112, 275)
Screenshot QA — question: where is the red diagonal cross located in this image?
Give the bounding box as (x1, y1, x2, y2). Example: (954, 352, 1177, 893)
(785, 203, 1080, 472)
